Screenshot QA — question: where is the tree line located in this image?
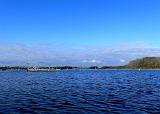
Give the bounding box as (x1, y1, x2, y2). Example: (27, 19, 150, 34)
(127, 57, 160, 69)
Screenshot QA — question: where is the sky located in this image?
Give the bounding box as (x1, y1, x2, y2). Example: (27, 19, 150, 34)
(0, 0, 160, 66)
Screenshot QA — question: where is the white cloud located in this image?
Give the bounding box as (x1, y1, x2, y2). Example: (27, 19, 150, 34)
(0, 43, 160, 66)
(120, 59, 125, 63)
(91, 59, 96, 63)
(82, 59, 100, 64)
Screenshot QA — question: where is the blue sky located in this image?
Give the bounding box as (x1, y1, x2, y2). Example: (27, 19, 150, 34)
(0, 0, 160, 66)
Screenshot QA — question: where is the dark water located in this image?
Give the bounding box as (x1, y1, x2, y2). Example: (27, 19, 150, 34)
(0, 70, 160, 114)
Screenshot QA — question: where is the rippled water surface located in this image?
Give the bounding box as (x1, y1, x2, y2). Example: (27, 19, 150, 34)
(0, 70, 160, 114)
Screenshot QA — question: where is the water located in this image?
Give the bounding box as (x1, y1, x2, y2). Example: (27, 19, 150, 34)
(0, 70, 160, 114)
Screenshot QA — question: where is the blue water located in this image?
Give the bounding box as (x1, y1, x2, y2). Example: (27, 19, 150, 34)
(0, 70, 160, 114)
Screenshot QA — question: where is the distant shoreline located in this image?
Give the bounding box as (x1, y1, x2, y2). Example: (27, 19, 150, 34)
(1, 57, 160, 71)
(1, 68, 160, 72)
